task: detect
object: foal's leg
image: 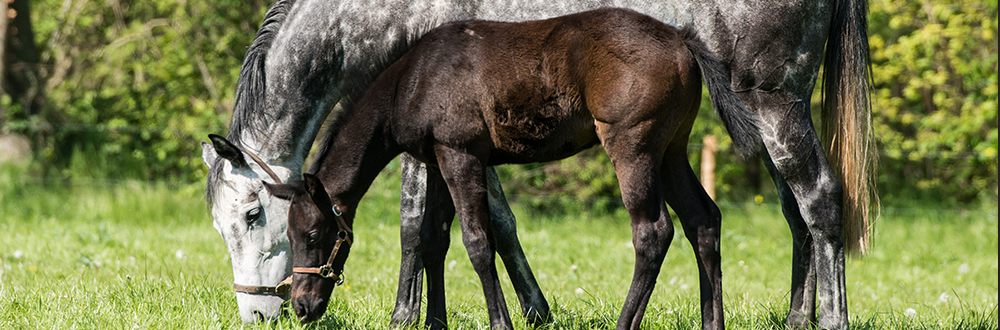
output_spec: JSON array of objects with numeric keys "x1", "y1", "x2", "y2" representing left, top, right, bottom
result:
[
  {"x1": 486, "y1": 168, "x2": 551, "y2": 325},
  {"x1": 419, "y1": 162, "x2": 456, "y2": 329},
  {"x1": 598, "y1": 127, "x2": 673, "y2": 330},
  {"x1": 756, "y1": 97, "x2": 848, "y2": 330},
  {"x1": 659, "y1": 142, "x2": 724, "y2": 330},
  {"x1": 397, "y1": 154, "x2": 546, "y2": 328},
  {"x1": 614, "y1": 154, "x2": 673, "y2": 330},
  {"x1": 435, "y1": 145, "x2": 512, "y2": 330}
]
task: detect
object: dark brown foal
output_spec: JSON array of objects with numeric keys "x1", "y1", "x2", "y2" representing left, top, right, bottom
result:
[{"x1": 268, "y1": 8, "x2": 757, "y2": 330}]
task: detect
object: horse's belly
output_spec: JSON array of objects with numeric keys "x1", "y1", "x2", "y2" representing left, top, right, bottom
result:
[{"x1": 487, "y1": 116, "x2": 598, "y2": 165}]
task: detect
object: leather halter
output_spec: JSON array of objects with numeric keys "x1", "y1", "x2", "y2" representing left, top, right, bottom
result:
[
  {"x1": 234, "y1": 276, "x2": 292, "y2": 296},
  {"x1": 244, "y1": 148, "x2": 283, "y2": 185},
  {"x1": 291, "y1": 204, "x2": 353, "y2": 285},
  {"x1": 232, "y1": 147, "x2": 292, "y2": 296}
]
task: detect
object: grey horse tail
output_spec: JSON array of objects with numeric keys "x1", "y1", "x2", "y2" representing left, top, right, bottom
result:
[
  {"x1": 821, "y1": 0, "x2": 877, "y2": 256},
  {"x1": 681, "y1": 26, "x2": 762, "y2": 159},
  {"x1": 228, "y1": 0, "x2": 298, "y2": 144}
]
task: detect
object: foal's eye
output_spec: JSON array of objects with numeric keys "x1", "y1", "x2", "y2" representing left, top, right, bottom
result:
[
  {"x1": 307, "y1": 231, "x2": 322, "y2": 245},
  {"x1": 245, "y1": 207, "x2": 262, "y2": 225}
]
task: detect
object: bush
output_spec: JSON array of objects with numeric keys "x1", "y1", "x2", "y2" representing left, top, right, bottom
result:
[{"x1": 2, "y1": 0, "x2": 996, "y2": 210}]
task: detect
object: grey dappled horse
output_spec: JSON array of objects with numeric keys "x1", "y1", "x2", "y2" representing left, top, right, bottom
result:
[
  {"x1": 201, "y1": 0, "x2": 875, "y2": 329},
  {"x1": 272, "y1": 9, "x2": 758, "y2": 328}
]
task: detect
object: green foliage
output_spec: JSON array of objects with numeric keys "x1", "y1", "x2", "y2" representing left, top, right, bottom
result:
[
  {"x1": 868, "y1": 0, "x2": 999, "y2": 204},
  {"x1": 1, "y1": 0, "x2": 996, "y2": 209},
  {"x1": 506, "y1": 0, "x2": 999, "y2": 211},
  {"x1": 3, "y1": 0, "x2": 266, "y2": 181}
]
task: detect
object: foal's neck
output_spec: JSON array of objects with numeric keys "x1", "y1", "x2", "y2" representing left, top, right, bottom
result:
[{"x1": 310, "y1": 97, "x2": 399, "y2": 210}]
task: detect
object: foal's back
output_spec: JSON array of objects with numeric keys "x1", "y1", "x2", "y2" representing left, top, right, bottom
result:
[{"x1": 383, "y1": 8, "x2": 702, "y2": 165}]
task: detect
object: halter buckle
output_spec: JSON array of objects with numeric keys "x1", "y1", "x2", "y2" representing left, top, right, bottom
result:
[
  {"x1": 318, "y1": 265, "x2": 337, "y2": 279},
  {"x1": 274, "y1": 280, "x2": 291, "y2": 296}
]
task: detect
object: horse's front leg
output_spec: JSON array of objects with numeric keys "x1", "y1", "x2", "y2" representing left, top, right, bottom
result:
[
  {"x1": 436, "y1": 145, "x2": 512, "y2": 330},
  {"x1": 393, "y1": 153, "x2": 427, "y2": 327},
  {"x1": 396, "y1": 154, "x2": 455, "y2": 329},
  {"x1": 486, "y1": 167, "x2": 550, "y2": 325}
]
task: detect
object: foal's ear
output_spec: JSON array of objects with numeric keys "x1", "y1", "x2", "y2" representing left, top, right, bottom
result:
[
  {"x1": 208, "y1": 134, "x2": 250, "y2": 169},
  {"x1": 302, "y1": 174, "x2": 327, "y2": 200},
  {"x1": 263, "y1": 182, "x2": 297, "y2": 201}
]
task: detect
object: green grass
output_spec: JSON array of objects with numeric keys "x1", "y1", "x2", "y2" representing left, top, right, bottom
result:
[{"x1": 1, "y1": 164, "x2": 997, "y2": 329}]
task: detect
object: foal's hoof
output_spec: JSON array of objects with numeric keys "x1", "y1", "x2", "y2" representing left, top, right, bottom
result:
[{"x1": 524, "y1": 306, "x2": 552, "y2": 327}]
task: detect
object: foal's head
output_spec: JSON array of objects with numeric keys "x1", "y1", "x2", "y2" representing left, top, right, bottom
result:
[{"x1": 264, "y1": 174, "x2": 353, "y2": 323}]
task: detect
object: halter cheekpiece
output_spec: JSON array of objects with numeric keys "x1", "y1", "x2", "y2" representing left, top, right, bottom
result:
[{"x1": 291, "y1": 204, "x2": 353, "y2": 285}]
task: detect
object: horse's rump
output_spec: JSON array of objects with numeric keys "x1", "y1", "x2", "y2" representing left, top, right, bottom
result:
[{"x1": 382, "y1": 8, "x2": 702, "y2": 165}]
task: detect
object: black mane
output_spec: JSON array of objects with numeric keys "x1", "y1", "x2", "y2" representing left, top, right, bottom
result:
[
  {"x1": 226, "y1": 0, "x2": 297, "y2": 147},
  {"x1": 207, "y1": 0, "x2": 296, "y2": 206}
]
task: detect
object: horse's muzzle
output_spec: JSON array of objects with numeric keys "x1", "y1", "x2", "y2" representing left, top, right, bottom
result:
[{"x1": 294, "y1": 294, "x2": 328, "y2": 323}]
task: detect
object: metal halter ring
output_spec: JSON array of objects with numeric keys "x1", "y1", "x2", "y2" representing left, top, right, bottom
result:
[{"x1": 317, "y1": 265, "x2": 337, "y2": 278}]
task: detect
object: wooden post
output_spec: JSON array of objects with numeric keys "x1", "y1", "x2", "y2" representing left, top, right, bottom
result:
[
  {"x1": 701, "y1": 135, "x2": 718, "y2": 201},
  {"x1": 0, "y1": 0, "x2": 8, "y2": 97}
]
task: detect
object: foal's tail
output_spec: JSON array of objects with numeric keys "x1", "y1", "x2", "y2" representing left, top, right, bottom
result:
[
  {"x1": 821, "y1": 0, "x2": 877, "y2": 256},
  {"x1": 681, "y1": 27, "x2": 762, "y2": 158}
]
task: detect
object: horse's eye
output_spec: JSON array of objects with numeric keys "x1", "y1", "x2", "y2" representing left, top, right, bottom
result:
[
  {"x1": 245, "y1": 207, "x2": 262, "y2": 225},
  {"x1": 307, "y1": 231, "x2": 322, "y2": 245}
]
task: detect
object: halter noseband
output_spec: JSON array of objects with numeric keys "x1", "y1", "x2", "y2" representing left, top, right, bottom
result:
[
  {"x1": 234, "y1": 276, "x2": 292, "y2": 296},
  {"x1": 291, "y1": 205, "x2": 354, "y2": 285},
  {"x1": 232, "y1": 147, "x2": 293, "y2": 296}
]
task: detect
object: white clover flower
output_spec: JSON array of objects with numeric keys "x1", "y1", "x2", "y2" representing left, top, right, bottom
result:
[{"x1": 904, "y1": 308, "x2": 917, "y2": 318}]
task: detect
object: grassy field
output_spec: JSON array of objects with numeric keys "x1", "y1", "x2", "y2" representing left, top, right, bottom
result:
[{"x1": 1, "y1": 164, "x2": 997, "y2": 329}]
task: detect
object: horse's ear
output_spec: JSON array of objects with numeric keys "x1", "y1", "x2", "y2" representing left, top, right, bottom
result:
[
  {"x1": 201, "y1": 141, "x2": 218, "y2": 168},
  {"x1": 263, "y1": 182, "x2": 297, "y2": 201},
  {"x1": 302, "y1": 174, "x2": 329, "y2": 203},
  {"x1": 208, "y1": 134, "x2": 250, "y2": 169}
]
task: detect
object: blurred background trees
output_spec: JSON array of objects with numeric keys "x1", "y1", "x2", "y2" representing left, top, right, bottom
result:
[
  {"x1": 1, "y1": 0, "x2": 265, "y2": 181},
  {"x1": 1, "y1": 0, "x2": 996, "y2": 210}
]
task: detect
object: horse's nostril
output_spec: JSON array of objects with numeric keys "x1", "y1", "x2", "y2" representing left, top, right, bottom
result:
[{"x1": 252, "y1": 310, "x2": 267, "y2": 322}]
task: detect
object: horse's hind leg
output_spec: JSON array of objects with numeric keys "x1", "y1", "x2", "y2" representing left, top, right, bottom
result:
[
  {"x1": 599, "y1": 129, "x2": 673, "y2": 329},
  {"x1": 763, "y1": 153, "x2": 817, "y2": 329},
  {"x1": 486, "y1": 167, "x2": 551, "y2": 325},
  {"x1": 659, "y1": 143, "x2": 724, "y2": 330},
  {"x1": 615, "y1": 155, "x2": 673, "y2": 330},
  {"x1": 756, "y1": 97, "x2": 848, "y2": 330}
]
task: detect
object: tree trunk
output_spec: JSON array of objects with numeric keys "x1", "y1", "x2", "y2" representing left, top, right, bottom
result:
[{"x1": 3, "y1": 0, "x2": 41, "y2": 113}]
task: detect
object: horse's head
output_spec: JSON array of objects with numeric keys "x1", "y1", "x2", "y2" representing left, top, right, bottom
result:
[
  {"x1": 264, "y1": 174, "x2": 353, "y2": 323},
  {"x1": 202, "y1": 134, "x2": 296, "y2": 323}
]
